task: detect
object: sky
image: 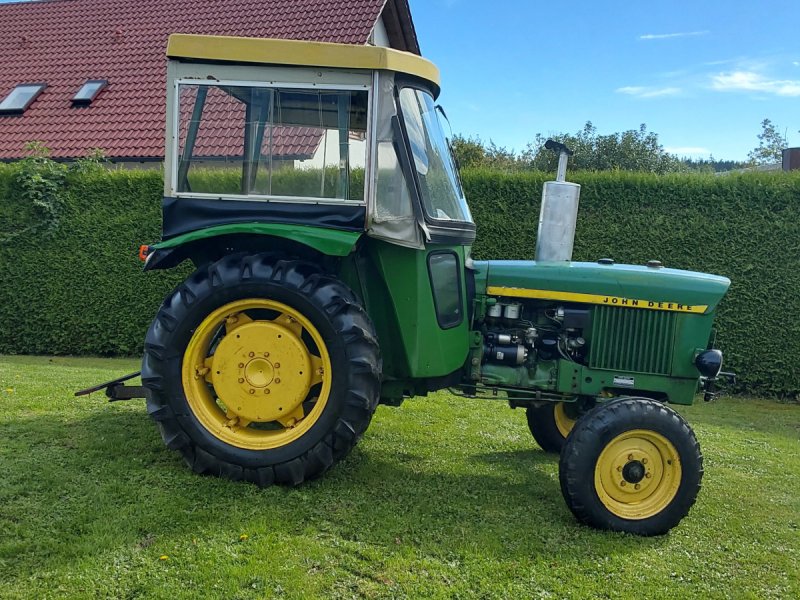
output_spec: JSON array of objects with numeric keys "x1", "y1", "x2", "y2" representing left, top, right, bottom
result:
[{"x1": 410, "y1": 0, "x2": 800, "y2": 160}]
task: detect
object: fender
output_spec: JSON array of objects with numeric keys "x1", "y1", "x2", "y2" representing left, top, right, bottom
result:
[{"x1": 142, "y1": 222, "x2": 362, "y2": 270}]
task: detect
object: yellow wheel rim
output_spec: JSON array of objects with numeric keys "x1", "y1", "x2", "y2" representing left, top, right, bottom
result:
[
  {"x1": 181, "y1": 298, "x2": 332, "y2": 450},
  {"x1": 594, "y1": 429, "x2": 682, "y2": 520},
  {"x1": 554, "y1": 402, "x2": 576, "y2": 438}
]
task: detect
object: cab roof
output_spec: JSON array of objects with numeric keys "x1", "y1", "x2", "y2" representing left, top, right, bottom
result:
[{"x1": 167, "y1": 34, "x2": 440, "y2": 94}]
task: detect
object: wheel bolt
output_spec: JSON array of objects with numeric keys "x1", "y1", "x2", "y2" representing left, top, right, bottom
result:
[
  {"x1": 635, "y1": 484, "x2": 641, "y2": 490},
  {"x1": 646, "y1": 472, "x2": 652, "y2": 479},
  {"x1": 238, "y1": 378, "x2": 244, "y2": 383},
  {"x1": 642, "y1": 458, "x2": 648, "y2": 464},
  {"x1": 249, "y1": 389, "x2": 255, "y2": 394},
  {"x1": 264, "y1": 389, "x2": 270, "y2": 394},
  {"x1": 275, "y1": 378, "x2": 281, "y2": 384},
  {"x1": 238, "y1": 363, "x2": 244, "y2": 368},
  {"x1": 628, "y1": 454, "x2": 634, "y2": 461},
  {"x1": 617, "y1": 466, "x2": 622, "y2": 472},
  {"x1": 264, "y1": 352, "x2": 269, "y2": 357},
  {"x1": 274, "y1": 363, "x2": 281, "y2": 368},
  {"x1": 249, "y1": 352, "x2": 255, "y2": 357}
]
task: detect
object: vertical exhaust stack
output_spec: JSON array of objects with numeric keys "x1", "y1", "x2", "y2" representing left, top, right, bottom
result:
[{"x1": 534, "y1": 140, "x2": 581, "y2": 262}]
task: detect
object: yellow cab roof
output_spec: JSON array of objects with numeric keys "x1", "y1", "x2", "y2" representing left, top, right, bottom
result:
[{"x1": 167, "y1": 34, "x2": 440, "y2": 93}]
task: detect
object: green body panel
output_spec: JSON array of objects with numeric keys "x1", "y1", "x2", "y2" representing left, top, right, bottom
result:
[
  {"x1": 152, "y1": 222, "x2": 362, "y2": 257},
  {"x1": 350, "y1": 239, "x2": 470, "y2": 383},
  {"x1": 555, "y1": 362, "x2": 698, "y2": 406},
  {"x1": 474, "y1": 260, "x2": 730, "y2": 312}
]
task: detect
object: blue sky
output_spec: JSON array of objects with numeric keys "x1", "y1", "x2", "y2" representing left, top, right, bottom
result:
[{"x1": 410, "y1": 0, "x2": 800, "y2": 160}]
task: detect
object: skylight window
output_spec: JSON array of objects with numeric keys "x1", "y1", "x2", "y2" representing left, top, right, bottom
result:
[
  {"x1": 72, "y1": 79, "x2": 107, "y2": 106},
  {"x1": 0, "y1": 83, "x2": 46, "y2": 115}
]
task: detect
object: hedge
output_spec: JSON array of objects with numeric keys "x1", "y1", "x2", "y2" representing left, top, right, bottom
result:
[{"x1": 1, "y1": 163, "x2": 799, "y2": 397}]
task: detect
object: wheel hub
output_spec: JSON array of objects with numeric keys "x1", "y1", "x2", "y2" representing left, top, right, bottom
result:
[
  {"x1": 622, "y1": 460, "x2": 646, "y2": 484},
  {"x1": 211, "y1": 321, "x2": 312, "y2": 423},
  {"x1": 244, "y1": 357, "x2": 274, "y2": 388}
]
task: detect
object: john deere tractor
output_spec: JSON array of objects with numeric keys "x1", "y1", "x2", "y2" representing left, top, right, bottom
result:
[{"x1": 120, "y1": 35, "x2": 731, "y2": 535}]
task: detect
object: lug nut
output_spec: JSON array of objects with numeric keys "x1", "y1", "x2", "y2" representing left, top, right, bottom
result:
[
  {"x1": 642, "y1": 458, "x2": 648, "y2": 464},
  {"x1": 635, "y1": 484, "x2": 641, "y2": 490},
  {"x1": 645, "y1": 472, "x2": 652, "y2": 479},
  {"x1": 620, "y1": 481, "x2": 627, "y2": 487},
  {"x1": 274, "y1": 362, "x2": 280, "y2": 368},
  {"x1": 616, "y1": 466, "x2": 622, "y2": 472},
  {"x1": 628, "y1": 454, "x2": 634, "y2": 461},
  {"x1": 238, "y1": 363, "x2": 244, "y2": 368},
  {"x1": 264, "y1": 352, "x2": 269, "y2": 357},
  {"x1": 249, "y1": 389, "x2": 255, "y2": 395},
  {"x1": 238, "y1": 378, "x2": 244, "y2": 383},
  {"x1": 275, "y1": 378, "x2": 281, "y2": 384},
  {"x1": 249, "y1": 352, "x2": 255, "y2": 357},
  {"x1": 264, "y1": 389, "x2": 270, "y2": 394}
]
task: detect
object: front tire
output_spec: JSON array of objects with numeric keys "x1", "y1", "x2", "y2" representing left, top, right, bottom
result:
[
  {"x1": 559, "y1": 397, "x2": 703, "y2": 536},
  {"x1": 526, "y1": 402, "x2": 578, "y2": 453},
  {"x1": 141, "y1": 254, "x2": 381, "y2": 486}
]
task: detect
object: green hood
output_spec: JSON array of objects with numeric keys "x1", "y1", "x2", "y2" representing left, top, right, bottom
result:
[{"x1": 473, "y1": 260, "x2": 730, "y2": 314}]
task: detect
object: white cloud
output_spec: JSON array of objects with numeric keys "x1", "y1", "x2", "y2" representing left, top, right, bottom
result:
[
  {"x1": 639, "y1": 30, "x2": 709, "y2": 40},
  {"x1": 665, "y1": 146, "x2": 711, "y2": 156},
  {"x1": 710, "y1": 70, "x2": 800, "y2": 96},
  {"x1": 793, "y1": 61, "x2": 800, "y2": 67},
  {"x1": 616, "y1": 86, "x2": 681, "y2": 98}
]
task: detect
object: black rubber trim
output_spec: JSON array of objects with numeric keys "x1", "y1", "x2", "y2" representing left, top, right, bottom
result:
[{"x1": 162, "y1": 196, "x2": 366, "y2": 240}]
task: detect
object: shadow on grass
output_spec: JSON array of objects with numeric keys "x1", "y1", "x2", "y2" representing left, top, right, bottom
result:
[{"x1": 1, "y1": 405, "x2": 666, "y2": 578}]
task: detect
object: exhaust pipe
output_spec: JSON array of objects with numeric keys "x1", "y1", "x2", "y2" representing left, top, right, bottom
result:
[{"x1": 534, "y1": 140, "x2": 581, "y2": 262}]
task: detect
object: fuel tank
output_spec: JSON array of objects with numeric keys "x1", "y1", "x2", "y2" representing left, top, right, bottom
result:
[{"x1": 472, "y1": 260, "x2": 730, "y2": 314}]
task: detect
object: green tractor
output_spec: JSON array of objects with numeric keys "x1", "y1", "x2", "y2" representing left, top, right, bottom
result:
[{"x1": 126, "y1": 35, "x2": 733, "y2": 535}]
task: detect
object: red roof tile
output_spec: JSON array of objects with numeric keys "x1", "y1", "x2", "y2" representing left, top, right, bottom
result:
[{"x1": 0, "y1": 0, "x2": 387, "y2": 159}]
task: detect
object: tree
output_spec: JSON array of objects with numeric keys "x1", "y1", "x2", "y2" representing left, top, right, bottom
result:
[
  {"x1": 450, "y1": 134, "x2": 521, "y2": 171},
  {"x1": 451, "y1": 123, "x2": 686, "y2": 174},
  {"x1": 747, "y1": 118, "x2": 787, "y2": 165},
  {"x1": 526, "y1": 122, "x2": 684, "y2": 174}
]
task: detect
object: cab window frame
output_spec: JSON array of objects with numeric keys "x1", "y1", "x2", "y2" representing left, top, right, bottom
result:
[{"x1": 170, "y1": 78, "x2": 372, "y2": 207}]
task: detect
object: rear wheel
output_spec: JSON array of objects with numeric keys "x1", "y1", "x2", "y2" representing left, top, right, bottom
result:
[
  {"x1": 141, "y1": 254, "x2": 381, "y2": 486},
  {"x1": 526, "y1": 402, "x2": 577, "y2": 453},
  {"x1": 559, "y1": 397, "x2": 703, "y2": 535}
]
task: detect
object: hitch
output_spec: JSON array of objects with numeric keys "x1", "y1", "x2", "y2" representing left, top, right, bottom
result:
[{"x1": 74, "y1": 371, "x2": 147, "y2": 402}]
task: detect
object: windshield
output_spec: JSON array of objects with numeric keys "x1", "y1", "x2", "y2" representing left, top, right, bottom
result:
[{"x1": 398, "y1": 88, "x2": 472, "y2": 223}]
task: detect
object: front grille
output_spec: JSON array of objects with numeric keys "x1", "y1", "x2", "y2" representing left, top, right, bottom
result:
[{"x1": 588, "y1": 306, "x2": 676, "y2": 375}]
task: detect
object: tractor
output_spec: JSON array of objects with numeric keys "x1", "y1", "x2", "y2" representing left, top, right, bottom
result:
[{"x1": 84, "y1": 34, "x2": 732, "y2": 536}]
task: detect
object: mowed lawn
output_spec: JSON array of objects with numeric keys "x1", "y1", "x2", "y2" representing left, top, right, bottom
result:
[{"x1": 0, "y1": 356, "x2": 798, "y2": 599}]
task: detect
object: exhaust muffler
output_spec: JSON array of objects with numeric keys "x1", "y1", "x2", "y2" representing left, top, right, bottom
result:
[{"x1": 534, "y1": 140, "x2": 581, "y2": 262}]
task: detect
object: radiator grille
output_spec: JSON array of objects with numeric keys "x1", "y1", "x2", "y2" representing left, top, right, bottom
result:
[{"x1": 588, "y1": 306, "x2": 676, "y2": 375}]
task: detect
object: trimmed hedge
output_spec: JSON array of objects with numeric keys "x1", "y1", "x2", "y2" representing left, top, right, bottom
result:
[{"x1": 1, "y1": 164, "x2": 798, "y2": 397}]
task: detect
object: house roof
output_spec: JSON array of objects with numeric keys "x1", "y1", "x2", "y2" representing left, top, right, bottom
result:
[{"x1": 0, "y1": 0, "x2": 420, "y2": 160}]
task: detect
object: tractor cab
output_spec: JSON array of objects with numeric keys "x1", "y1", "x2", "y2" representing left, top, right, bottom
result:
[{"x1": 159, "y1": 34, "x2": 474, "y2": 251}]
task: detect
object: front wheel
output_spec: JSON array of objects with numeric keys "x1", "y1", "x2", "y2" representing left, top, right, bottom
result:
[
  {"x1": 559, "y1": 397, "x2": 703, "y2": 536},
  {"x1": 526, "y1": 402, "x2": 578, "y2": 453},
  {"x1": 141, "y1": 254, "x2": 381, "y2": 486}
]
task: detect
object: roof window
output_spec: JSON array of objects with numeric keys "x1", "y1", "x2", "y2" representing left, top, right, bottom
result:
[
  {"x1": 72, "y1": 79, "x2": 107, "y2": 106},
  {"x1": 0, "y1": 83, "x2": 46, "y2": 115}
]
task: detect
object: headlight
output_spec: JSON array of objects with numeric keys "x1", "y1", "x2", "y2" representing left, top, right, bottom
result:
[{"x1": 695, "y1": 349, "x2": 723, "y2": 378}]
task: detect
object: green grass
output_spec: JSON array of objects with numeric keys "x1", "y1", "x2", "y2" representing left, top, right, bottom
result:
[{"x1": 1, "y1": 355, "x2": 798, "y2": 599}]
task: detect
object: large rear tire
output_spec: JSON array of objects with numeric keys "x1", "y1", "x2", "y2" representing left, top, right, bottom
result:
[
  {"x1": 141, "y1": 254, "x2": 381, "y2": 486},
  {"x1": 559, "y1": 397, "x2": 703, "y2": 536}
]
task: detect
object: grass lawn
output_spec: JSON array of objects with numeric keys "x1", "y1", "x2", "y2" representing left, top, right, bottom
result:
[{"x1": 0, "y1": 355, "x2": 798, "y2": 599}]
